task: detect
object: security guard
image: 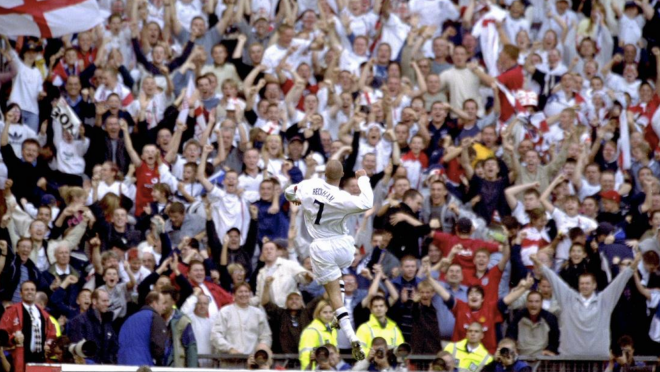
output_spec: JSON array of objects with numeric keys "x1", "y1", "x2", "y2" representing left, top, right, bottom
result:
[
  {"x1": 299, "y1": 301, "x2": 337, "y2": 370},
  {"x1": 356, "y1": 295, "x2": 404, "y2": 350},
  {"x1": 444, "y1": 322, "x2": 492, "y2": 372}
]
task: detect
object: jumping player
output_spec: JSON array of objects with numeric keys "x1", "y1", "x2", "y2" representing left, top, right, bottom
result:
[{"x1": 284, "y1": 160, "x2": 373, "y2": 361}]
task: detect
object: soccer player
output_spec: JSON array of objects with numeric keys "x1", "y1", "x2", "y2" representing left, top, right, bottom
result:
[{"x1": 284, "y1": 160, "x2": 373, "y2": 360}]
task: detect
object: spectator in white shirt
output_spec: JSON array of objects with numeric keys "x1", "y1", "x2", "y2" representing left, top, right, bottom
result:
[
  {"x1": 181, "y1": 289, "x2": 215, "y2": 367},
  {"x1": 211, "y1": 283, "x2": 272, "y2": 355},
  {"x1": 0, "y1": 104, "x2": 37, "y2": 159},
  {"x1": 253, "y1": 241, "x2": 314, "y2": 308},
  {"x1": 6, "y1": 41, "x2": 45, "y2": 133}
]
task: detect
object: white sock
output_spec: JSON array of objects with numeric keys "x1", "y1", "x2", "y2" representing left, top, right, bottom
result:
[
  {"x1": 339, "y1": 279, "x2": 346, "y2": 304},
  {"x1": 336, "y1": 307, "x2": 358, "y2": 343}
]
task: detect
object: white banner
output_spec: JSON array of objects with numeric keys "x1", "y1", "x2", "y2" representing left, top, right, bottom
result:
[{"x1": 51, "y1": 98, "x2": 81, "y2": 138}]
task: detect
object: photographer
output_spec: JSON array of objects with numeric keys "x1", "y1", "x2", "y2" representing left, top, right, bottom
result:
[
  {"x1": 605, "y1": 336, "x2": 648, "y2": 372},
  {"x1": 46, "y1": 336, "x2": 86, "y2": 365},
  {"x1": 247, "y1": 348, "x2": 273, "y2": 370},
  {"x1": 311, "y1": 346, "x2": 334, "y2": 371},
  {"x1": 352, "y1": 337, "x2": 394, "y2": 372},
  {"x1": 483, "y1": 339, "x2": 531, "y2": 372},
  {"x1": 429, "y1": 351, "x2": 456, "y2": 372}
]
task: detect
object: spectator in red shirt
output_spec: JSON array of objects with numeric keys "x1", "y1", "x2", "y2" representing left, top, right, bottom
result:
[
  {"x1": 433, "y1": 217, "x2": 501, "y2": 278},
  {"x1": 470, "y1": 44, "x2": 525, "y2": 123},
  {"x1": 465, "y1": 241, "x2": 510, "y2": 302},
  {"x1": 431, "y1": 273, "x2": 534, "y2": 354},
  {"x1": 121, "y1": 119, "x2": 164, "y2": 216}
]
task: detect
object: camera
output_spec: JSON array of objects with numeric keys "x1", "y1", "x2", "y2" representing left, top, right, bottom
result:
[
  {"x1": 394, "y1": 343, "x2": 411, "y2": 360},
  {"x1": 67, "y1": 339, "x2": 97, "y2": 358},
  {"x1": 254, "y1": 349, "x2": 269, "y2": 366},
  {"x1": 431, "y1": 358, "x2": 449, "y2": 371},
  {"x1": 499, "y1": 347, "x2": 511, "y2": 358},
  {"x1": 314, "y1": 346, "x2": 330, "y2": 364},
  {"x1": 375, "y1": 348, "x2": 385, "y2": 359}
]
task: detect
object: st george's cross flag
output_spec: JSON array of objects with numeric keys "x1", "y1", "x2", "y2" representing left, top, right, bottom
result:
[{"x1": 0, "y1": 0, "x2": 107, "y2": 38}]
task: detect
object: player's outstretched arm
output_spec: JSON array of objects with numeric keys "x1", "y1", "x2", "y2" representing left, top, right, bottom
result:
[
  {"x1": 349, "y1": 170, "x2": 374, "y2": 212},
  {"x1": 284, "y1": 183, "x2": 301, "y2": 204}
]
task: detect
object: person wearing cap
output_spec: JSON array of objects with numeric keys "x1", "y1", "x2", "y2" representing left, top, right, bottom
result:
[
  {"x1": 283, "y1": 135, "x2": 313, "y2": 177},
  {"x1": 598, "y1": 190, "x2": 625, "y2": 226},
  {"x1": 3, "y1": 38, "x2": 44, "y2": 133},
  {"x1": 261, "y1": 287, "x2": 311, "y2": 354}
]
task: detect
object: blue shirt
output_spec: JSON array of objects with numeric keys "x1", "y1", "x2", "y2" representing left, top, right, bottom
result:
[{"x1": 432, "y1": 281, "x2": 468, "y2": 339}]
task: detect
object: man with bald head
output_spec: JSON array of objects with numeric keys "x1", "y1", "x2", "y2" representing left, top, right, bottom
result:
[{"x1": 285, "y1": 160, "x2": 373, "y2": 361}]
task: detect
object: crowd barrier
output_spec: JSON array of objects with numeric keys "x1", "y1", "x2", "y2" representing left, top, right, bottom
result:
[
  {"x1": 25, "y1": 355, "x2": 660, "y2": 372},
  {"x1": 197, "y1": 353, "x2": 660, "y2": 371}
]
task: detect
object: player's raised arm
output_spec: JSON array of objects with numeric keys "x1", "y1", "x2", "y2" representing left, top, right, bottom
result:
[
  {"x1": 349, "y1": 169, "x2": 374, "y2": 212},
  {"x1": 284, "y1": 183, "x2": 302, "y2": 204}
]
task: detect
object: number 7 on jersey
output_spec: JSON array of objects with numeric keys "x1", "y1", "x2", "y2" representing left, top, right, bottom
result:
[{"x1": 313, "y1": 199, "x2": 325, "y2": 225}]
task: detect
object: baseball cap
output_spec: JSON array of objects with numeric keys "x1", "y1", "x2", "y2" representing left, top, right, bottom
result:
[
  {"x1": 596, "y1": 222, "x2": 614, "y2": 237},
  {"x1": 289, "y1": 135, "x2": 304, "y2": 144},
  {"x1": 22, "y1": 41, "x2": 43, "y2": 54},
  {"x1": 600, "y1": 190, "x2": 621, "y2": 204},
  {"x1": 41, "y1": 194, "x2": 57, "y2": 206},
  {"x1": 286, "y1": 290, "x2": 302, "y2": 299}
]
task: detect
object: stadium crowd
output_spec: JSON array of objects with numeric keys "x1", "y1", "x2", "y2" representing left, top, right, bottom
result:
[{"x1": 1, "y1": 0, "x2": 660, "y2": 370}]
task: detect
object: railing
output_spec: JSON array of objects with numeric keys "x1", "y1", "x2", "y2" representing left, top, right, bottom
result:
[{"x1": 198, "y1": 354, "x2": 660, "y2": 371}]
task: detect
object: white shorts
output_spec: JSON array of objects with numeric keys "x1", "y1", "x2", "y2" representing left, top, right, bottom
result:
[{"x1": 309, "y1": 235, "x2": 355, "y2": 285}]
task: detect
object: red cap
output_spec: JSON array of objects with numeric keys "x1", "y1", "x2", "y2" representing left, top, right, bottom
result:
[
  {"x1": 127, "y1": 247, "x2": 139, "y2": 261},
  {"x1": 600, "y1": 190, "x2": 621, "y2": 204}
]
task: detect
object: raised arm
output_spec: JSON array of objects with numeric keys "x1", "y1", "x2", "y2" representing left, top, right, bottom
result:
[
  {"x1": 164, "y1": 121, "x2": 187, "y2": 164},
  {"x1": 197, "y1": 144, "x2": 215, "y2": 191},
  {"x1": 459, "y1": 138, "x2": 475, "y2": 179},
  {"x1": 540, "y1": 174, "x2": 565, "y2": 213},
  {"x1": 633, "y1": 268, "x2": 652, "y2": 300},
  {"x1": 572, "y1": 144, "x2": 588, "y2": 191},
  {"x1": 504, "y1": 182, "x2": 539, "y2": 210},
  {"x1": 497, "y1": 235, "x2": 511, "y2": 271},
  {"x1": 503, "y1": 273, "x2": 534, "y2": 305},
  {"x1": 120, "y1": 119, "x2": 142, "y2": 167},
  {"x1": 426, "y1": 275, "x2": 451, "y2": 301}
]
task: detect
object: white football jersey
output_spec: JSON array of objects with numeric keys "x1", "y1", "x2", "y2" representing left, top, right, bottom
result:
[{"x1": 285, "y1": 176, "x2": 373, "y2": 239}]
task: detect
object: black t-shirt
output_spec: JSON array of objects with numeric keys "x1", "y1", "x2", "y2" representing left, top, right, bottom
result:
[{"x1": 469, "y1": 176, "x2": 510, "y2": 223}]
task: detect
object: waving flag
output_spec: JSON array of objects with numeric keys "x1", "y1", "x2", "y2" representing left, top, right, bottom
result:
[{"x1": 0, "y1": 0, "x2": 107, "y2": 38}]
